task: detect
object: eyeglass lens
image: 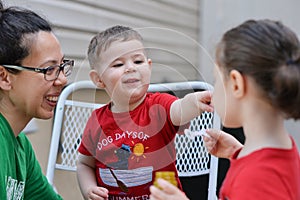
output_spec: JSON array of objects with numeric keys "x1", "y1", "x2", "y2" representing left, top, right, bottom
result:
[{"x1": 45, "y1": 61, "x2": 73, "y2": 81}]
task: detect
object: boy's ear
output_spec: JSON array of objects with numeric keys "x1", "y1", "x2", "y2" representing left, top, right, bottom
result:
[
  {"x1": 0, "y1": 66, "x2": 12, "y2": 90},
  {"x1": 229, "y1": 69, "x2": 245, "y2": 98},
  {"x1": 89, "y1": 70, "x2": 105, "y2": 88},
  {"x1": 147, "y1": 58, "x2": 152, "y2": 68}
]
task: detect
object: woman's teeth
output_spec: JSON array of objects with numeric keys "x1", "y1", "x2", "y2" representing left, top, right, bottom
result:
[{"x1": 46, "y1": 96, "x2": 58, "y2": 102}]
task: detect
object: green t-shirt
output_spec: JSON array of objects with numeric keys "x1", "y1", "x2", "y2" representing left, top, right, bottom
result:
[{"x1": 0, "y1": 114, "x2": 63, "y2": 200}]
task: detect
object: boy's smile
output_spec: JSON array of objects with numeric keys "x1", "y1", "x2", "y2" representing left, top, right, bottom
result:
[{"x1": 93, "y1": 39, "x2": 152, "y2": 111}]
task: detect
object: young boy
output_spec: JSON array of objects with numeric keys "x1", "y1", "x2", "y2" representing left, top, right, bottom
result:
[{"x1": 76, "y1": 25, "x2": 213, "y2": 199}]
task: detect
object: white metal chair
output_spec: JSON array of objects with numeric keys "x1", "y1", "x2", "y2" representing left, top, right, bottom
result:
[{"x1": 46, "y1": 80, "x2": 220, "y2": 199}]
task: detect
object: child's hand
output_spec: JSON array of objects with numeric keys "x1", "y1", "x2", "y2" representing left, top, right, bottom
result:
[
  {"x1": 87, "y1": 186, "x2": 109, "y2": 200},
  {"x1": 170, "y1": 90, "x2": 214, "y2": 126},
  {"x1": 194, "y1": 91, "x2": 214, "y2": 113},
  {"x1": 203, "y1": 129, "x2": 243, "y2": 159},
  {"x1": 149, "y1": 179, "x2": 189, "y2": 200}
]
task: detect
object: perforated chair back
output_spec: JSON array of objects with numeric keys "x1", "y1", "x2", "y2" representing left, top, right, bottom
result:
[
  {"x1": 148, "y1": 82, "x2": 220, "y2": 200},
  {"x1": 46, "y1": 80, "x2": 220, "y2": 199}
]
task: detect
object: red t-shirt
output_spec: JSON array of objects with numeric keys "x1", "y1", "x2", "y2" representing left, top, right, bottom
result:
[
  {"x1": 78, "y1": 93, "x2": 186, "y2": 199},
  {"x1": 220, "y1": 138, "x2": 300, "y2": 200}
]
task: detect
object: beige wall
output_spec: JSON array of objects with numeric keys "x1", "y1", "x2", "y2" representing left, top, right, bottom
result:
[
  {"x1": 9, "y1": 0, "x2": 201, "y2": 84},
  {"x1": 200, "y1": 0, "x2": 300, "y2": 83}
]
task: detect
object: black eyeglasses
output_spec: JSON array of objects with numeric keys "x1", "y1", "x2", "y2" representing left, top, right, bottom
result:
[{"x1": 2, "y1": 59, "x2": 74, "y2": 81}]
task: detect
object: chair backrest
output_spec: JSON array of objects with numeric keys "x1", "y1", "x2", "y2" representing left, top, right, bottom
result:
[{"x1": 46, "y1": 80, "x2": 220, "y2": 199}]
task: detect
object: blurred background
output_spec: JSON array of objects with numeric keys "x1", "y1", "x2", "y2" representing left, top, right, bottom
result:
[{"x1": 7, "y1": 0, "x2": 300, "y2": 199}]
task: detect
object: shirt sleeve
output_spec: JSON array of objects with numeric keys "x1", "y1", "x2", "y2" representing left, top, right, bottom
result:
[
  {"x1": 150, "y1": 93, "x2": 189, "y2": 135},
  {"x1": 78, "y1": 110, "x2": 102, "y2": 156}
]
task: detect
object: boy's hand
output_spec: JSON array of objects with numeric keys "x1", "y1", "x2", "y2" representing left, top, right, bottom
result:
[
  {"x1": 87, "y1": 186, "x2": 109, "y2": 200},
  {"x1": 194, "y1": 90, "x2": 214, "y2": 113},
  {"x1": 170, "y1": 90, "x2": 214, "y2": 126},
  {"x1": 203, "y1": 129, "x2": 243, "y2": 159},
  {"x1": 149, "y1": 179, "x2": 189, "y2": 200}
]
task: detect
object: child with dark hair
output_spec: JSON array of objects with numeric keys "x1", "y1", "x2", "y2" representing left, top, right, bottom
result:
[{"x1": 150, "y1": 19, "x2": 300, "y2": 200}]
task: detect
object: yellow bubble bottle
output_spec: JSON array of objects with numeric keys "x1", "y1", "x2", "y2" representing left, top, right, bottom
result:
[{"x1": 154, "y1": 171, "x2": 178, "y2": 189}]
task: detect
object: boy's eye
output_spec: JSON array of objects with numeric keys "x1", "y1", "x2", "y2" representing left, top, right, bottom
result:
[
  {"x1": 112, "y1": 63, "x2": 123, "y2": 67},
  {"x1": 134, "y1": 60, "x2": 144, "y2": 64}
]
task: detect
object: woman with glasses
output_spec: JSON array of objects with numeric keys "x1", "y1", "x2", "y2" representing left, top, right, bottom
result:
[{"x1": 0, "y1": 1, "x2": 73, "y2": 199}]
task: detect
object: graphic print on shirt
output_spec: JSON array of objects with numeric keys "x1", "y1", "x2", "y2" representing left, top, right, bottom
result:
[
  {"x1": 130, "y1": 140, "x2": 150, "y2": 162},
  {"x1": 100, "y1": 166, "x2": 153, "y2": 188},
  {"x1": 98, "y1": 132, "x2": 153, "y2": 189},
  {"x1": 6, "y1": 176, "x2": 25, "y2": 200}
]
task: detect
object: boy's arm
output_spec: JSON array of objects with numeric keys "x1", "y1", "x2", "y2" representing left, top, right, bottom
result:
[
  {"x1": 170, "y1": 91, "x2": 213, "y2": 126},
  {"x1": 76, "y1": 153, "x2": 108, "y2": 200}
]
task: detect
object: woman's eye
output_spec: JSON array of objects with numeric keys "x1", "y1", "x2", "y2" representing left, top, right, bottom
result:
[{"x1": 46, "y1": 66, "x2": 56, "y2": 74}]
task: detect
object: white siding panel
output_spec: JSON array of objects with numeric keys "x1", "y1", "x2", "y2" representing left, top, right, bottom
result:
[
  {"x1": 73, "y1": 0, "x2": 198, "y2": 29},
  {"x1": 151, "y1": 0, "x2": 199, "y2": 11},
  {"x1": 55, "y1": 30, "x2": 92, "y2": 57},
  {"x1": 8, "y1": 0, "x2": 201, "y2": 83}
]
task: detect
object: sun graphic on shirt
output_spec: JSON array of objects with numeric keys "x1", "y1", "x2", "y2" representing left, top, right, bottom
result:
[{"x1": 131, "y1": 141, "x2": 149, "y2": 162}]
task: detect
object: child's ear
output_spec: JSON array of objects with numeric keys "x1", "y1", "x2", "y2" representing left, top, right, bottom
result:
[
  {"x1": 89, "y1": 70, "x2": 105, "y2": 88},
  {"x1": 147, "y1": 58, "x2": 152, "y2": 67},
  {"x1": 0, "y1": 66, "x2": 12, "y2": 90},
  {"x1": 229, "y1": 69, "x2": 245, "y2": 98}
]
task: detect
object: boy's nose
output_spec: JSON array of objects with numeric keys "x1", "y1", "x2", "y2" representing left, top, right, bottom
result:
[{"x1": 125, "y1": 62, "x2": 136, "y2": 73}]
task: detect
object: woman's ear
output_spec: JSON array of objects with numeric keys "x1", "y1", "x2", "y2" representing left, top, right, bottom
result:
[
  {"x1": 0, "y1": 66, "x2": 12, "y2": 90},
  {"x1": 89, "y1": 70, "x2": 105, "y2": 88},
  {"x1": 229, "y1": 69, "x2": 245, "y2": 98}
]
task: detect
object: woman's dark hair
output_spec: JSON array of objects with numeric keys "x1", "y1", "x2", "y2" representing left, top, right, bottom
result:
[
  {"x1": 216, "y1": 19, "x2": 300, "y2": 119},
  {"x1": 0, "y1": 2, "x2": 52, "y2": 66}
]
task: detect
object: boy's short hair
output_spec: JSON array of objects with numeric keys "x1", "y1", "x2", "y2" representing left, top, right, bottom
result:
[{"x1": 87, "y1": 25, "x2": 144, "y2": 69}]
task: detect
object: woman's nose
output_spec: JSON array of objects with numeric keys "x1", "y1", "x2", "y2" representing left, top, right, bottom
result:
[{"x1": 54, "y1": 70, "x2": 68, "y2": 86}]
